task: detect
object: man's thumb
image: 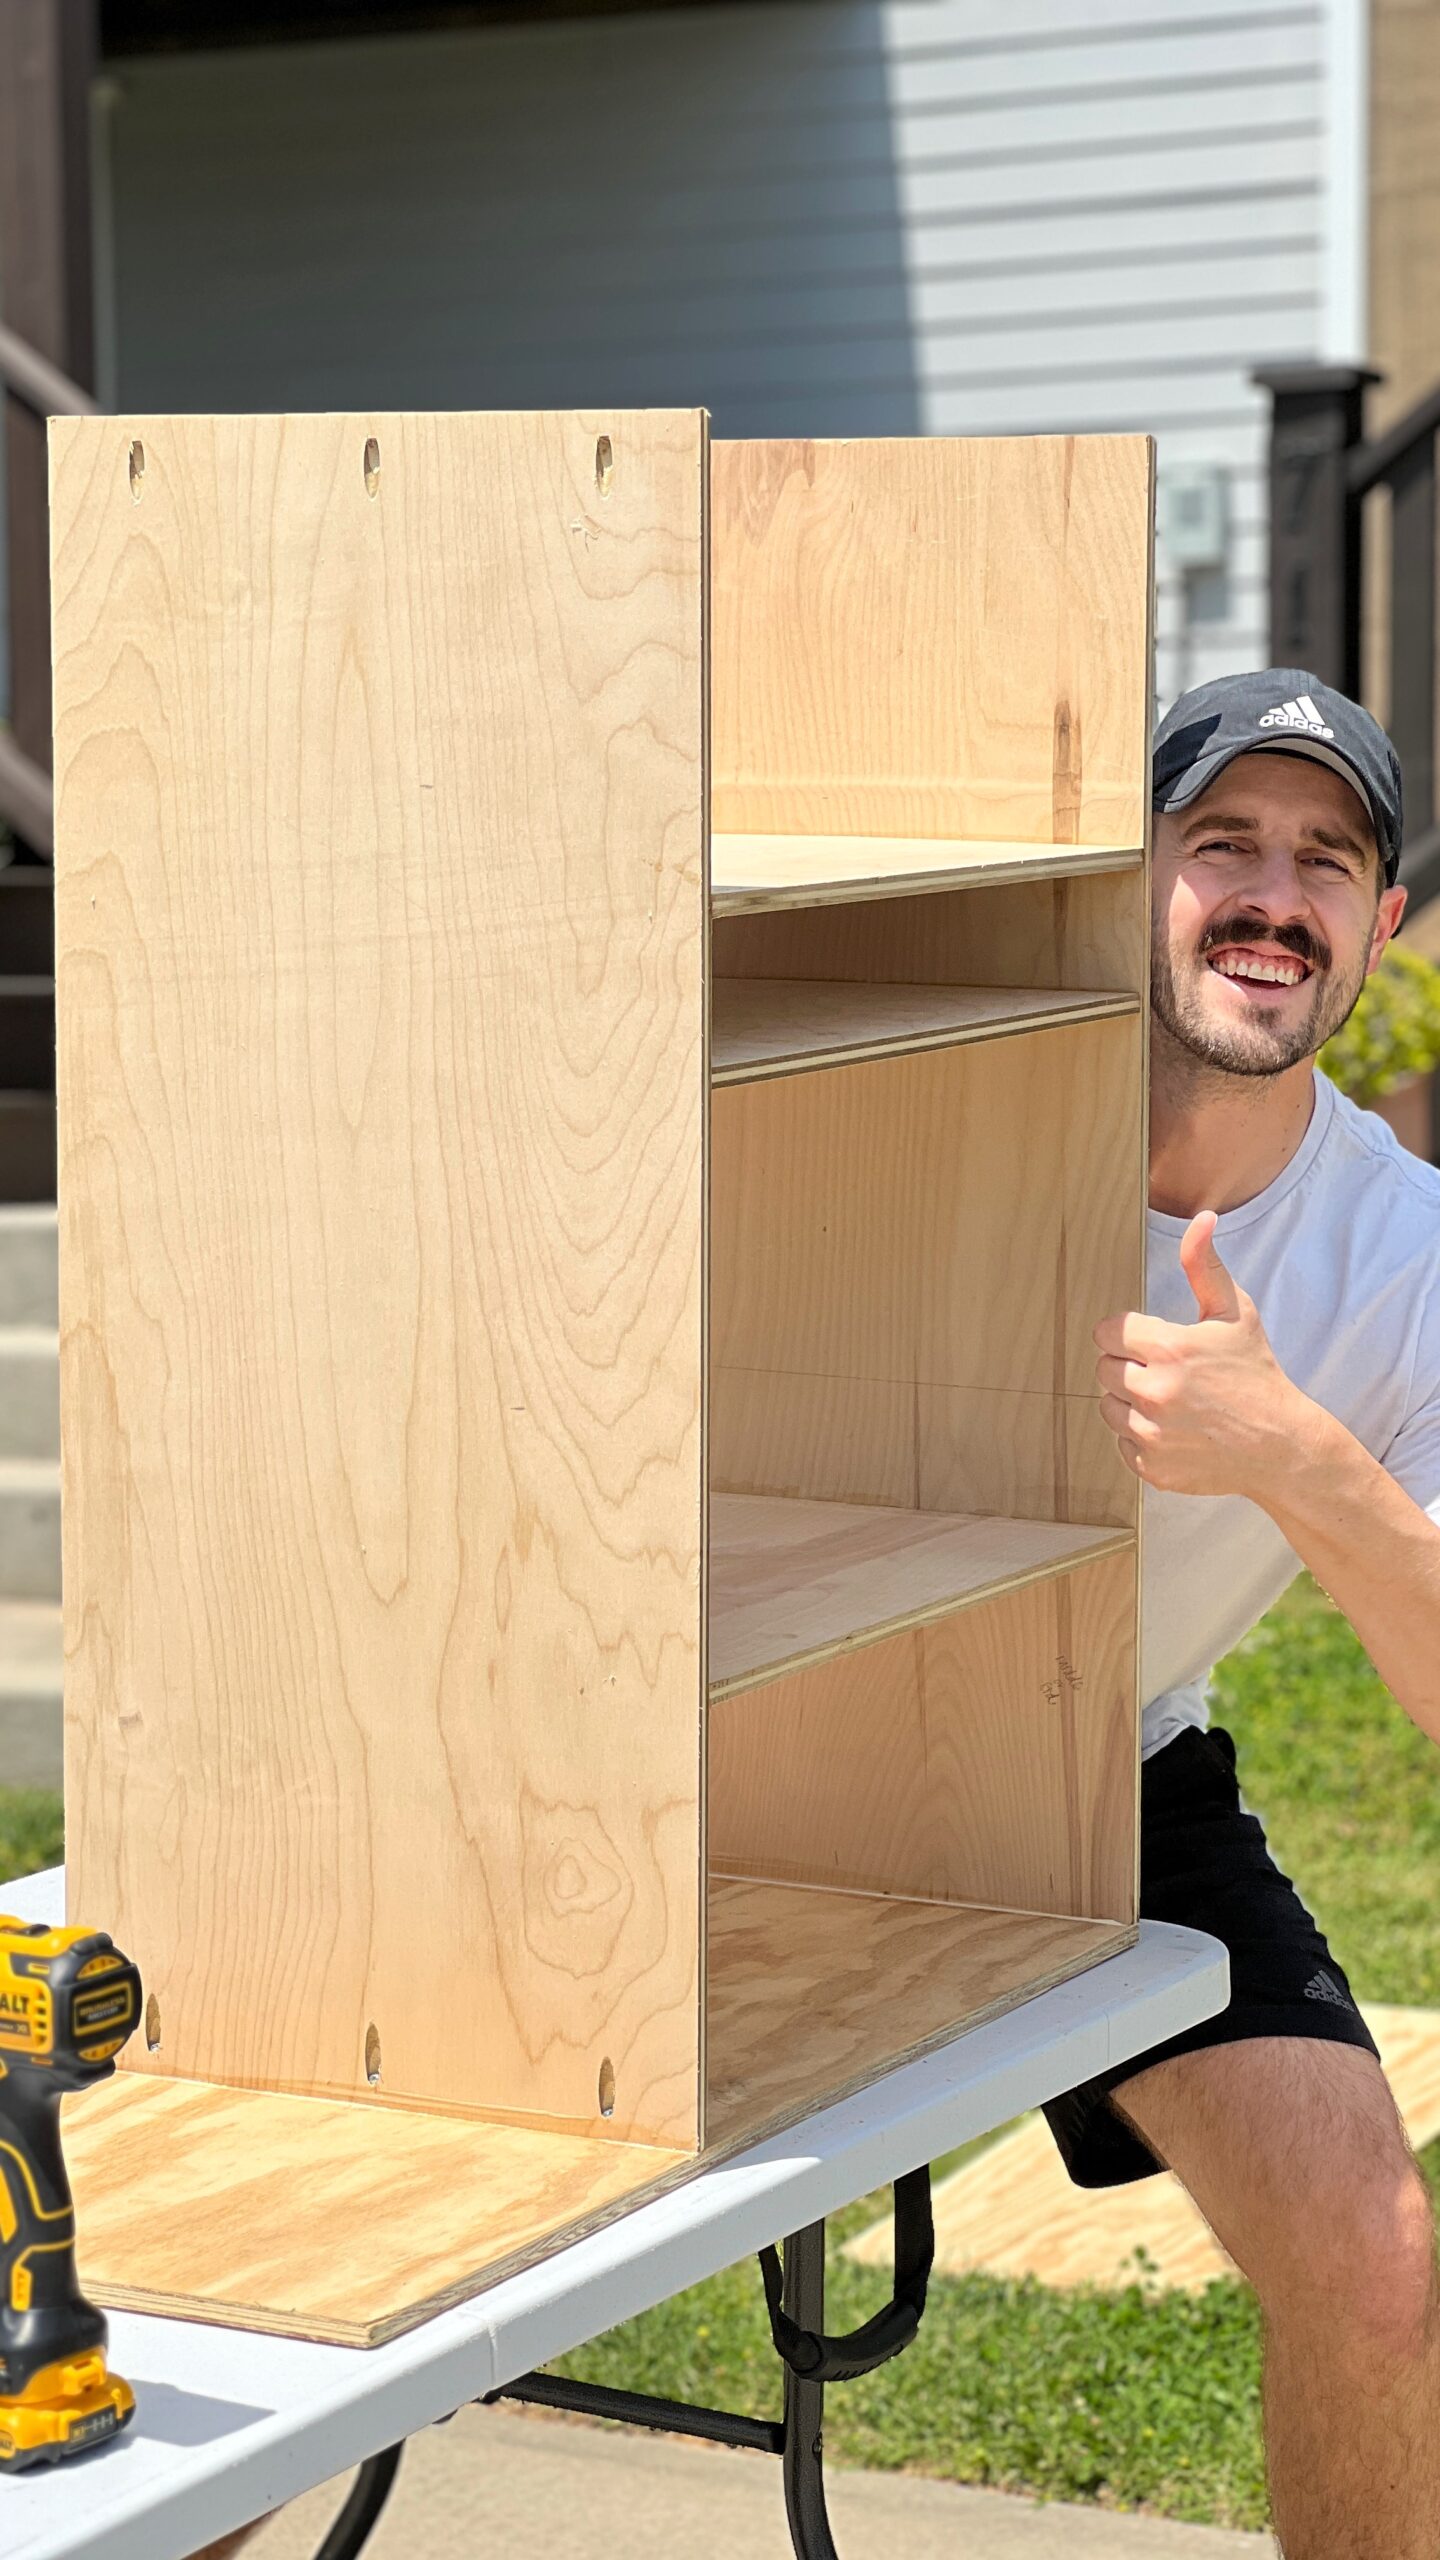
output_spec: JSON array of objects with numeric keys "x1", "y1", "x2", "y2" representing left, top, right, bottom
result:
[{"x1": 1180, "y1": 1211, "x2": 1241, "y2": 1320}]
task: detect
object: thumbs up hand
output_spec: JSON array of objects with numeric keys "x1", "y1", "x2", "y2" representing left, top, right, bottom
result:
[
  {"x1": 1093, "y1": 1213, "x2": 1316, "y2": 1497},
  {"x1": 1177, "y1": 1210, "x2": 1243, "y2": 1322}
]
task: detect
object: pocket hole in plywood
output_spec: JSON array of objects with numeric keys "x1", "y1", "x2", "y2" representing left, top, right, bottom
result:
[
  {"x1": 594, "y1": 435, "x2": 614, "y2": 497},
  {"x1": 128, "y1": 440, "x2": 145, "y2": 501},
  {"x1": 598, "y1": 2056, "x2": 616, "y2": 2118},
  {"x1": 144, "y1": 1994, "x2": 161, "y2": 2051},
  {"x1": 363, "y1": 436, "x2": 381, "y2": 498},
  {"x1": 365, "y1": 2022, "x2": 382, "y2": 2085}
]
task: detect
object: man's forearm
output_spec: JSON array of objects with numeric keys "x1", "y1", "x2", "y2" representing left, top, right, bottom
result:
[
  {"x1": 1093, "y1": 1212, "x2": 1440, "y2": 1742},
  {"x1": 1258, "y1": 1401, "x2": 1440, "y2": 1747}
]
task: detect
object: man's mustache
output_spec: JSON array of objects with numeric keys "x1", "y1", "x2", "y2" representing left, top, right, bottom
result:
[{"x1": 1195, "y1": 915, "x2": 1332, "y2": 973}]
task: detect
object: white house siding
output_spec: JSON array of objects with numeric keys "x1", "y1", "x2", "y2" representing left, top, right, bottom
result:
[{"x1": 97, "y1": 0, "x2": 1348, "y2": 711}]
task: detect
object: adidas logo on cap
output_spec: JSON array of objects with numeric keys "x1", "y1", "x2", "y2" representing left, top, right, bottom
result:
[{"x1": 1258, "y1": 693, "x2": 1335, "y2": 739}]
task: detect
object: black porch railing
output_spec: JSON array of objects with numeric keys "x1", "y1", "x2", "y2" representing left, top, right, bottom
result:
[
  {"x1": 0, "y1": 319, "x2": 94, "y2": 860},
  {"x1": 1256, "y1": 363, "x2": 1440, "y2": 915}
]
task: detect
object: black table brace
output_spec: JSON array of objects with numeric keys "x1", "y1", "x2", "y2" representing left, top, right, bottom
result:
[{"x1": 312, "y1": 2169, "x2": 935, "y2": 2560}]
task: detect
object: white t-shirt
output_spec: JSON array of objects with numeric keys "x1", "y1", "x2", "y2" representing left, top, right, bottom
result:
[{"x1": 1141, "y1": 1069, "x2": 1440, "y2": 1759}]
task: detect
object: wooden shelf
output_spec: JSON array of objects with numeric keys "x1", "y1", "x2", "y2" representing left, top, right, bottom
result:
[
  {"x1": 709, "y1": 1493, "x2": 1132, "y2": 1701},
  {"x1": 712, "y1": 979, "x2": 1139, "y2": 1084},
  {"x1": 711, "y1": 833, "x2": 1144, "y2": 918},
  {"x1": 705, "y1": 1879, "x2": 1134, "y2": 2148}
]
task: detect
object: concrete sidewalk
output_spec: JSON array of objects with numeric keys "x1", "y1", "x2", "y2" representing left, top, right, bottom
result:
[{"x1": 248, "y1": 2405, "x2": 1273, "y2": 2558}]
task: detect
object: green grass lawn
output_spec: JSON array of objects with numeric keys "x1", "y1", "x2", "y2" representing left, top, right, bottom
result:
[
  {"x1": 0, "y1": 1785, "x2": 63, "y2": 1888},
  {"x1": 1215, "y1": 1577, "x2": 1440, "y2": 2009},
  {"x1": 1, "y1": 1579, "x2": 1434, "y2": 2528}
]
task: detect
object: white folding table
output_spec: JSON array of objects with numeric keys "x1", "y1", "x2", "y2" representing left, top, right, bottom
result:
[{"x1": 1, "y1": 1867, "x2": 1226, "y2": 2560}]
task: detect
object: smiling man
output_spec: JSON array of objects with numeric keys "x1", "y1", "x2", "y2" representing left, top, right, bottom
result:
[{"x1": 1043, "y1": 668, "x2": 1440, "y2": 2558}]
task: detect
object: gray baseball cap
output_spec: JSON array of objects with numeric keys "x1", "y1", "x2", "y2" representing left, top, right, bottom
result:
[{"x1": 1152, "y1": 667, "x2": 1403, "y2": 884}]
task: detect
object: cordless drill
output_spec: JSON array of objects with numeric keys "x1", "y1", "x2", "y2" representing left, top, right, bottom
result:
[{"x1": 0, "y1": 1916, "x2": 142, "y2": 2470}]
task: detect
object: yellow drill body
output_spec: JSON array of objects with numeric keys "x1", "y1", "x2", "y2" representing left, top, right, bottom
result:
[{"x1": 0, "y1": 1916, "x2": 141, "y2": 2471}]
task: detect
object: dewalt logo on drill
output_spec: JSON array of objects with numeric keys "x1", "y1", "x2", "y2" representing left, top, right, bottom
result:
[{"x1": 0, "y1": 1988, "x2": 42, "y2": 2051}]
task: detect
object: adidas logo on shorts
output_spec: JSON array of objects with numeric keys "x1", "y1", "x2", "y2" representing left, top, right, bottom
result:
[
  {"x1": 1258, "y1": 694, "x2": 1335, "y2": 739},
  {"x1": 1303, "y1": 1969, "x2": 1351, "y2": 2008}
]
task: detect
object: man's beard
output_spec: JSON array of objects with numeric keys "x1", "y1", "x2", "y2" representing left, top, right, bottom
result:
[{"x1": 1151, "y1": 911, "x2": 1372, "y2": 1077}]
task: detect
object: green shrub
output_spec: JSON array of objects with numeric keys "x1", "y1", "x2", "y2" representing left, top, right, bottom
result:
[{"x1": 1320, "y1": 944, "x2": 1440, "y2": 1105}]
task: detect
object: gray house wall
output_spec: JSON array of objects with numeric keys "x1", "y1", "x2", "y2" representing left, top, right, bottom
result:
[{"x1": 87, "y1": 0, "x2": 1347, "y2": 706}]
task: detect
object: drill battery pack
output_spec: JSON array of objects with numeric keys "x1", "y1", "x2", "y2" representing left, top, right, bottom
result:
[{"x1": 0, "y1": 2352, "x2": 135, "y2": 2471}]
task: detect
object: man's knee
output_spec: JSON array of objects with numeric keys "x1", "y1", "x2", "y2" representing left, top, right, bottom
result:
[
  {"x1": 1284, "y1": 2153, "x2": 1439, "y2": 2362},
  {"x1": 1114, "y1": 2039, "x2": 1439, "y2": 2355},
  {"x1": 1224, "y1": 2125, "x2": 1437, "y2": 2358}
]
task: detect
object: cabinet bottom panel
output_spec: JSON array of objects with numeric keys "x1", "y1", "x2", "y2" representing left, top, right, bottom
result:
[
  {"x1": 705, "y1": 1878, "x2": 1133, "y2": 2150},
  {"x1": 61, "y1": 1886, "x2": 1131, "y2": 2349}
]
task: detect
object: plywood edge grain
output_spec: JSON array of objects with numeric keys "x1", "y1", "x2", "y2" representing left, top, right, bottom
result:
[
  {"x1": 708, "y1": 1870, "x2": 1127, "y2": 1928},
  {"x1": 81, "y1": 2151, "x2": 707, "y2": 2351},
  {"x1": 711, "y1": 980, "x2": 1140, "y2": 1084},
  {"x1": 708, "y1": 1495, "x2": 1135, "y2": 1702},
  {"x1": 711, "y1": 836, "x2": 1144, "y2": 918},
  {"x1": 66, "y1": 2072, "x2": 696, "y2": 2349}
]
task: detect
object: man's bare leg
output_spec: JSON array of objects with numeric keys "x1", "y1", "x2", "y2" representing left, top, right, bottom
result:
[{"x1": 1115, "y1": 2037, "x2": 1440, "y2": 2558}]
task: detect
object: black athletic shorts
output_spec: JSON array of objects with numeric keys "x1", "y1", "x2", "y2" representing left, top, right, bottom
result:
[{"x1": 1043, "y1": 1723, "x2": 1381, "y2": 2189}]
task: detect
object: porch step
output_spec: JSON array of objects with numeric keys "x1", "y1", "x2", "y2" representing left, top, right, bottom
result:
[
  {"x1": 0, "y1": 1458, "x2": 61, "y2": 1600},
  {"x1": 0, "y1": 979, "x2": 54, "y2": 1089},
  {"x1": 0, "y1": 1095, "x2": 56, "y2": 1203},
  {"x1": 0, "y1": 867, "x2": 54, "y2": 975},
  {"x1": 0, "y1": 1207, "x2": 57, "y2": 1325},
  {"x1": 0, "y1": 1327, "x2": 58, "y2": 1459},
  {"x1": 0, "y1": 1600, "x2": 62, "y2": 1790}
]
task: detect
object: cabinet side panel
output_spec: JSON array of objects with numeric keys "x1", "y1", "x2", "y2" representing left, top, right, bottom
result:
[
  {"x1": 50, "y1": 412, "x2": 707, "y2": 2148},
  {"x1": 711, "y1": 435, "x2": 1152, "y2": 847},
  {"x1": 710, "y1": 1552, "x2": 1137, "y2": 1925},
  {"x1": 710, "y1": 1024, "x2": 1141, "y2": 1531}
]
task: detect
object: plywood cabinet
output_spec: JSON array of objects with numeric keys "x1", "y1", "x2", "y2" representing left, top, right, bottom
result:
[{"x1": 50, "y1": 413, "x2": 1152, "y2": 2344}]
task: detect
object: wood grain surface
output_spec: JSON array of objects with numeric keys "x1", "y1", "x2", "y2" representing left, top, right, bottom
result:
[
  {"x1": 711, "y1": 835, "x2": 1142, "y2": 916},
  {"x1": 711, "y1": 1023, "x2": 1142, "y2": 1529},
  {"x1": 708, "y1": 1493, "x2": 1130, "y2": 1700},
  {"x1": 711, "y1": 1376, "x2": 1135, "y2": 1535},
  {"x1": 710, "y1": 1549, "x2": 1138, "y2": 1922},
  {"x1": 705, "y1": 1881, "x2": 1133, "y2": 2148},
  {"x1": 712, "y1": 979, "x2": 1138, "y2": 1084},
  {"x1": 712, "y1": 868, "x2": 1148, "y2": 1000},
  {"x1": 65, "y1": 2071, "x2": 690, "y2": 2347},
  {"x1": 50, "y1": 412, "x2": 709, "y2": 2146},
  {"x1": 711, "y1": 435, "x2": 1153, "y2": 847},
  {"x1": 62, "y1": 1885, "x2": 1131, "y2": 2347}
]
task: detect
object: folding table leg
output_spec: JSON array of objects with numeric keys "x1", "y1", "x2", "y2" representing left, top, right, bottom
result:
[
  {"x1": 778, "y1": 2220, "x2": 841, "y2": 2560},
  {"x1": 473, "y1": 2173, "x2": 933, "y2": 2560},
  {"x1": 309, "y1": 2443, "x2": 404, "y2": 2560}
]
